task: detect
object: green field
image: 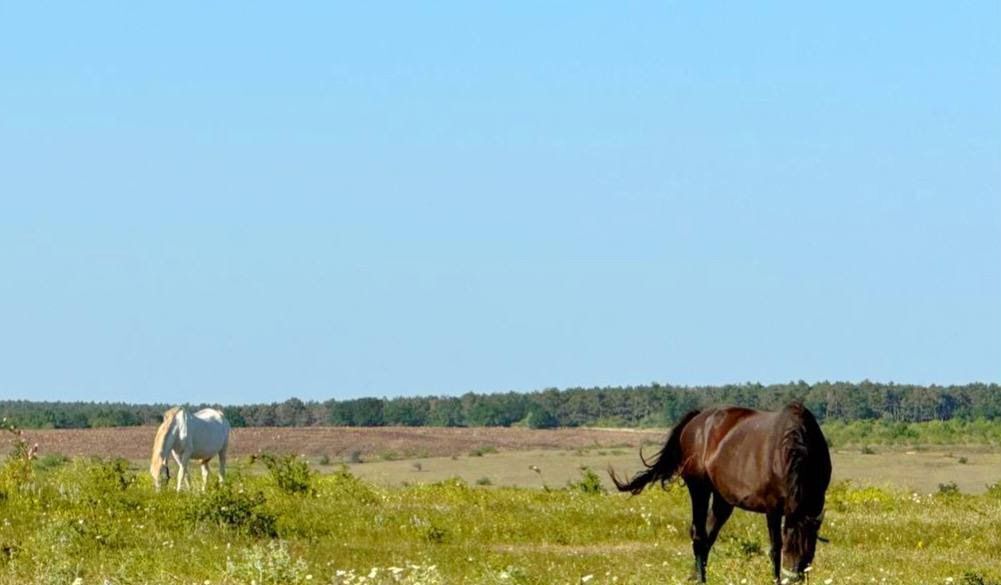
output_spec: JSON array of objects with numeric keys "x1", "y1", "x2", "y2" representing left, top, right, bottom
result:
[{"x1": 1, "y1": 446, "x2": 1000, "y2": 585}]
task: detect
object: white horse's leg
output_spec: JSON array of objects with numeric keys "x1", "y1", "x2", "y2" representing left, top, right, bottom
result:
[
  {"x1": 217, "y1": 441, "x2": 228, "y2": 484},
  {"x1": 177, "y1": 452, "x2": 192, "y2": 492},
  {"x1": 200, "y1": 461, "x2": 210, "y2": 491},
  {"x1": 170, "y1": 450, "x2": 187, "y2": 490}
]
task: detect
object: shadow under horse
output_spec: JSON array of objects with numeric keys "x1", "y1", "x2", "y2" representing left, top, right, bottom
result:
[{"x1": 610, "y1": 402, "x2": 831, "y2": 583}]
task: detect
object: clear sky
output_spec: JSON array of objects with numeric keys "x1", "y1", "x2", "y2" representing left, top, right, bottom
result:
[{"x1": 1, "y1": 2, "x2": 998, "y2": 405}]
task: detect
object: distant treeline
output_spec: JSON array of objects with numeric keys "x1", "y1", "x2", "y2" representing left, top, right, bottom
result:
[{"x1": 2, "y1": 381, "x2": 999, "y2": 430}]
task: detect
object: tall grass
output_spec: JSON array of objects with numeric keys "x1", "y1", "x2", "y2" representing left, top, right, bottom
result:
[{"x1": 0, "y1": 444, "x2": 998, "y2": 584}]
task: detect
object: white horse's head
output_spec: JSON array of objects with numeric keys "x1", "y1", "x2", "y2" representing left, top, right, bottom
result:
[
  {"x1": 150, "y1": 407, "x2": 182, "y2": 491},
  {"x1": 150, "y1": 455, "x2": 170, "y2": 490}
]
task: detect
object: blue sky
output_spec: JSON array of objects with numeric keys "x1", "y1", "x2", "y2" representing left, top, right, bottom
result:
[{"x1": 1, "y1": 2, "x2": 998, "y2": 404}]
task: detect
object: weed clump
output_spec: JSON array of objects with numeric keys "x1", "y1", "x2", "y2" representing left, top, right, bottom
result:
[
  {"x1": 734, "y1": 536, "x2": 763, "y2": 558},
  {"x1": 0, "y1": 418, "x2": 36, "y2": 497},
  {"x1": 410, "y1": 515, "x2": 448, "y2": 544},
  {"x1": 937, "y1": 481, "x2": 960, "y2": 496},
  {"x1": 962, "y1": 571, "x2": 1001, "y2": 585},
  {"x1": 469, "y1": 446, "x2": 498, "y2": 457},
  {"x1": 188, "y1": 484, "x2": 278, "y2": 538},
  {"x1": 252, "y1": 453, "x2": 315, "y2": 495},
  {"x1": 568, "y1": 468, "x2": 606, "y2": 495},
  {"x1": 225, "y1": 540, "x2": 311, "y2": 585}
]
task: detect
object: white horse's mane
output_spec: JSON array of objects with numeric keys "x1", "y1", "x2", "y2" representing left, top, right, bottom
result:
[{"x1": 151, "y1": 407, "x2": 183, "y2": 462}]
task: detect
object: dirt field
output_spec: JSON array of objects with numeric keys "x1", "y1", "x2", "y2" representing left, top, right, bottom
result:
[
  {"x1": 14, "y1": 425, "x2": 664, "y2": 461},
  {"x1": 13, "y1": 426, "x2": 1000, "y2": 494},
  {"x1": 345, "y1": 445, "x2": 1001, "y2": 494}
]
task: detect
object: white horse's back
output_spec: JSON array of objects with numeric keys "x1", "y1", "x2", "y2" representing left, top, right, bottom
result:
[
  {"x1": 187, "y1": 408, "x2": 230, "y2": 460},
  {"x1": 194, "y1": 407, "x2": 226, "y2": 422}
]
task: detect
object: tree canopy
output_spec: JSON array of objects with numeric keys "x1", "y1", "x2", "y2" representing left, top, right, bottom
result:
[{"x1": 2, "y1": 381, "x2": 999, "y2": 429}]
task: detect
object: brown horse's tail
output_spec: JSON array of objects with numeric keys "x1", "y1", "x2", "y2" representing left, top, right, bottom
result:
[{"x1": 609, "y1": 409, "x2": 700, "y2": 495}]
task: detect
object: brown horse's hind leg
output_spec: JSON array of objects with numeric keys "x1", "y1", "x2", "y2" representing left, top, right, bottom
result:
[
  {"x1": 687, "y1": 484, "x2": 711, "y2": 583},
  {"x1": 766, "y1": 511, "x2": 783, "y2": 584},
  {"x1": 705, "y1": 493, "x2": 734, "y2": 558}
]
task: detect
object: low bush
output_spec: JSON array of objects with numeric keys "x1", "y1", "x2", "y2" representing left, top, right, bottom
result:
[
  {"x1": 253, "y1": 453, "x2": 315, "y2": 495},
  {"x1": 187, "y1": 483, "x2": 278, "y2": 537},
  {"x1": 568, "y1": 468, "x2": 605, "y2": 495}
]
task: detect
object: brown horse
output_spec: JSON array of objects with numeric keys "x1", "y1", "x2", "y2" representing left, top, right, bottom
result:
[{"x1": 610, "y1": 402, "x2": 831, "y2": 583}]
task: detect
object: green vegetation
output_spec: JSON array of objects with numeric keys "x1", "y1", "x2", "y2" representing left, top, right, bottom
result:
[
  {"x1": 567, "y1": 468, "x2": 606, "y2": 495},
  {"x1": 469, "y1": 446, "x2": 499, "y2": 457},
  {"x1": 4, "y1": 381, "x2": 1001, "y2": 429},
  {"x1": 0, "y1": 431, "x2": 999, "y2": 584},
  {"x1": 824, "y1": 418, "x2": 1001, "y2": 446},
  {"x1": 251, "y1": 453, "x2": 316, "y2": 495}
]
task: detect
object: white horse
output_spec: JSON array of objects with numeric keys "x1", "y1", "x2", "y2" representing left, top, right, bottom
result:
[{"x1": 150, "y1": 407, "x2": 230, "y2": 491}]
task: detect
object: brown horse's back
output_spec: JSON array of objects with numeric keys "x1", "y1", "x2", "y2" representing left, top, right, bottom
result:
[
  {"x1": 673, "y1": 407, "x2": 757, "y2": 476},
  {"x1": 700, "y1": 406, "x2": 784, "y2": 512}
]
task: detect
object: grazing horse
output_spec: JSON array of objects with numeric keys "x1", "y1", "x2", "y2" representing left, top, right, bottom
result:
[
  {"x1": 150, "y1": 407, "x2": 230, "y2": 491},
  {"x1": 609, "y1": 402, "x2": 831, "y2": 583}
]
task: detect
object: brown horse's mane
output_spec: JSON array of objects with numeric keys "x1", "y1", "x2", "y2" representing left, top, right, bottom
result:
[{"x1": 780, "y1": 401, "x2": 831, "y2": 519}]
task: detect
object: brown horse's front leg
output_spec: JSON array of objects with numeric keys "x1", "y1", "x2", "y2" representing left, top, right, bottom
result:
[{"x1": 766, "y1": 511, "x2": 783, "y2": 583}]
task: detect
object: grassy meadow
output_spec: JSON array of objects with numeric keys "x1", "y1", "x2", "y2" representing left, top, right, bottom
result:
[{"x1": 1, "y1": 442, "x2": 1000, "y2": 585}]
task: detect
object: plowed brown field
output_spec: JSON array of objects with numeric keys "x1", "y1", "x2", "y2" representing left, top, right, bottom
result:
[{"x1": 14, "y1": 426, "x2": 665, "y2": 461}]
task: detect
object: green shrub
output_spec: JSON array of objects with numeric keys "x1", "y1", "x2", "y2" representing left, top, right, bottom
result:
[
  {"x1": 188, "y1": 483, "x2": 278, "y2": 538},
  {"x1": 568, "y1": 468, "x2": 606, "y2": 495},
  {"x1": 85, "y1": 457, "x2": 136, "y2": 493},
  {"x1": 325, "y1": 466, "x2": 380, "y2": 504},
  {"x1": 254, "y1": 453, "x2": 315, "y2": 495}
]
